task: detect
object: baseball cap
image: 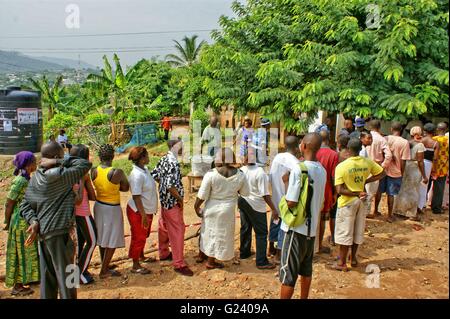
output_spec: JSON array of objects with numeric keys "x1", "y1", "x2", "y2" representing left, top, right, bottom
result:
[
  {"x1": 261, "y1": 118, "x2": 271, "y2": 126},
  {"x1": 354, "y1": 117, "x2": 366, "y2": 128}
]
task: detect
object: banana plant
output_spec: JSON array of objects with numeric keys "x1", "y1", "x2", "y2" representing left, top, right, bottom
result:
[
  {"x1": 86, "y1": 54, "x2": 130, "y2": 144},
  {"x1": 28, "y1": 75, "x2": 64, "y2": 120}
]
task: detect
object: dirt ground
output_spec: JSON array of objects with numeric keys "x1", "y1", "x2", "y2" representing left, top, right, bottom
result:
[{"x1": 0, "y1": 165, "x2": 448, "y2": 299}]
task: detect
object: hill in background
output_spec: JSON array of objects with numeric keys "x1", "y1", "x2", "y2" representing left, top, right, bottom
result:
[{"x1": 0, "y1": 51, "x2": 95, "y2": 73}]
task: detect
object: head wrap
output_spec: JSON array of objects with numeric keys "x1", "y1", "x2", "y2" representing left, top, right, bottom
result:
[
  {"x1": 410, "y1": 126, "x2": 423, "y2": 141},
  {"x1": 13, "y1": 151, "x2": 35, "y2": 180}
]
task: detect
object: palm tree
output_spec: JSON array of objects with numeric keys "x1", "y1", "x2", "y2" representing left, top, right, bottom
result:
[
  {"x1": 165, "y1": 35, "x2": 206, "y2": 67},
  {"x1": 28, "y1": 75, "x2": 64, "y2": 120}
]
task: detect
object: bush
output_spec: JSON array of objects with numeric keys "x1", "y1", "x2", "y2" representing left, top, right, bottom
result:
[
  {"x1": 191, "y1": 107, "x2": 209, "y2": 130},
  {"x1": 44, "y1": 113, "x2": 76, "y2": 138},
  {"x1": 116, "y1": 108, "x2": 160, "y2": 123},
  {"x1": 84, "y1": 113, "x2": 110, "y2": 126}
]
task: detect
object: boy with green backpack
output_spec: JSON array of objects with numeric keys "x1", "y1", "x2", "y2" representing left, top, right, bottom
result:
[{"x1": 278, "y1": 133, "x2": 327, "y2": 299}]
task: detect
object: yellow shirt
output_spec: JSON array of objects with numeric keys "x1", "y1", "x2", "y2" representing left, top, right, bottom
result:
[
  {"x1": 335, "y1": 156, "x2": 383, "y2": 208},
  {"x1": 93, "y1": 166, "x2": 121, "y2": 205}
]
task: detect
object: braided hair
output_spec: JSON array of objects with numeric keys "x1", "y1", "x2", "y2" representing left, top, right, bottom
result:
[{"x1": 98, "y1": 144, "x2": 115, "y2": 162}]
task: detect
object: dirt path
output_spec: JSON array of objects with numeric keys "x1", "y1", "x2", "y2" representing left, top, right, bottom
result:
[{"x1": 0, "y1": 175, "x2": 448, "y2": 299}]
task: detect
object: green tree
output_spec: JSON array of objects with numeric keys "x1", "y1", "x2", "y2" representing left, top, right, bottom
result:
[
  {"x1": 201, "y1": 0, "x2": 449, "y2": 133},
  {"x1": 166, "y1": 35, "x2": 207, "y2": 67}
]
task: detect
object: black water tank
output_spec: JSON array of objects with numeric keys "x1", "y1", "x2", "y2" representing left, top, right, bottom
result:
[{"x1": 0, "y1": 86, "x2": 43, "y2": 155}]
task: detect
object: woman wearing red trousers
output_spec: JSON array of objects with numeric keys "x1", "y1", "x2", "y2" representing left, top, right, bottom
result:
[{"x1": 127, "y1": 147, "x2": 158, "y2": 274}]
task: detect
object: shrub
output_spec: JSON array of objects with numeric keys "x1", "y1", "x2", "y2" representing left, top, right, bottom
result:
[
  {"x1": 191, "y1": 107, "x2": 209, "y2": 130},
  {"x1": 44, "y1": 113, "x2": 76, "y2": 138},
  {"x1": 84, "y1": 113, "x2": 110, "y2": 126},
  {"x1": 116, "y1": 108, "x2": 160, "y2": 123}
]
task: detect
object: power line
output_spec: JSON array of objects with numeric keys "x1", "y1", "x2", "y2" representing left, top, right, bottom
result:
[
  {"x1": 0, "y1": 29, "x2": 214, "y2": 39},
  {"x1": 3, "y1": 49, "x2": 175, "y2": 54},
  {"x1": 1, "y1": 48, "x2": 176, "y2": 54},
  {"x1": 0, "y1": 46, "x2": 174, "y2": 51}
]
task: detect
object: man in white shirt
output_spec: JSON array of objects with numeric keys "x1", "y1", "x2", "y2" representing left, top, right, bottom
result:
[
  {"x1": 238, "y1": 148, "x2": 278, "y2": 269},
  {"x1": 279, "y1": 133, "x2": 326, "y2": 299},
  {"x1": 250, "y1": 118, "x2": 271, "y2": 167},
  {"x1": 201, "y1": 116, "x2": 221, "y2": 157},
  {"x1": 268, "y1": 136, "x2": 300, "y2": 262},
  {"x1": 57, "y1": 129, "x2": 71, "y2": 151}
]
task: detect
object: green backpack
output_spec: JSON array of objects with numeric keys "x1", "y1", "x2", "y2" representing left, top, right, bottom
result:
[{"x1": 278, "y1": 162, "x2": 314, "y2": 236}]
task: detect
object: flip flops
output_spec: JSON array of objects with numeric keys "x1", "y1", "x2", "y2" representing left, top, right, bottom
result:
[
  {"x1": 141, "y1": 257, "x2": 157, "y2": 263},
  {"x1": 328, "y1": 263, "x2": 349, "y2": 272},
  {"x1": 206, "y1": 262, "x2": 225, "y2": 269},
  {"x1": 131, "y1": 267, "x2": 151, "y2": 275},
  {"x1": 100, "y1": 269, "x2": 122, "y2": 279}
]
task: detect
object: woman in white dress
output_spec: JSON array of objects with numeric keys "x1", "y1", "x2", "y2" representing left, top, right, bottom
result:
[
  {"x1": 394, "y1": 127, "x2": 428, "y2": 220},
  {"x1": 194, "y1": 148, "x2": 250, "y2": 269}
]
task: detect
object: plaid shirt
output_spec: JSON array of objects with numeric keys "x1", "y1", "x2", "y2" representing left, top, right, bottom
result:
[
  {"x1": 20, "y1": 157, "x2": 92, "y2": 240},
  {"x1": 151, "y1": 151, "x2": 184, "y2": 210}
]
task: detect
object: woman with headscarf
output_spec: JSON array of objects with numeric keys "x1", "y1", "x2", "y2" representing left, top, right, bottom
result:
[
  {"x1": 194, "y1": 148, "x2": 250, "y2": 269},
  {"x1": 393, "y1": 126, "x2": 428, "y2": 220},
  {"x1": 3, "y1": 151, "x2": 40, "y2": 296}
]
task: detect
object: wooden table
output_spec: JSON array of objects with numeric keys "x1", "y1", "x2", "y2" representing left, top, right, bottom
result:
[{"x1": 187, "y1": 172, "x2": 204, "y2": 195}]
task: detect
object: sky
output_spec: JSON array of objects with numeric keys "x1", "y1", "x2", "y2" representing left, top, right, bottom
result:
[{"x1": 0, "y1": 0, "x2": 237, "y2": 68}]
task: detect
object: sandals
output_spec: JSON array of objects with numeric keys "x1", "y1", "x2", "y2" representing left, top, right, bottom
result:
[
  {"x1": 257, "y1": 263, "x2": 276, "y2": 270},
  {"x1": 349, "y1": 258, "x2": 358, "y2": 267},
  {"x1": 131, "y1": 267, "x2": 151, "y2": 275},
  {"x1": 100, "y1": 269, "x2": 122, "y2": 279},
  {"x1": 196, "y1": 255, "x2": 207, "y2": 264},
  {"x1": 385, "y1": 216, "x2": 396, "y2": 223},
  {"x1": 206, "y1": 262, "x2": 225, "y2": 269},
  {"x1": 141, "y1": 257, "x2": 157, "y2": 263},
  {"x1": 11, "y1": 287, "x2": 34, "y2": 296},
  {"x1": 328, "y1": 263, "x2": 349, "y2": 272}
]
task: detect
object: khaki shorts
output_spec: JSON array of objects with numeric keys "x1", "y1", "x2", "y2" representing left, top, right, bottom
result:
[{"x1": 335, "y1": 198, "x2": 367, "y2": 246}]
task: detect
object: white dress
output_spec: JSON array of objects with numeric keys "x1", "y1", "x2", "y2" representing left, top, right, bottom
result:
[
  {"x1": 394, "y1": 142, "x2": 425, "y2": 218},
  {"x1": 198, "y1": 168, "x2": 250, "y2": 261}
]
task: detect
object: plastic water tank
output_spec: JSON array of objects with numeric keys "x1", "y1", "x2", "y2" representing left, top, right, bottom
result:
[{"x1": 0, "y1": 86, "x2": 43, "y2": 155}]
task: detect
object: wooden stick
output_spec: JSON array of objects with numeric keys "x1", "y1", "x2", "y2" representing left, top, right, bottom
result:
[{"x1": 90, "y1": 228, "x2": 201, "y2": 268}]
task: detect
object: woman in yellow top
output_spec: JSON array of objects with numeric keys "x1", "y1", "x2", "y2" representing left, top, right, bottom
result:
[{"x1": 92, "y1": 144, "x2": 129, "y2": 279}]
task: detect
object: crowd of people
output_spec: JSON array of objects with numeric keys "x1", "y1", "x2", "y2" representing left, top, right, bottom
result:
[{"x1": 2, "y1": 116, "x2": 449, "y2": 299}]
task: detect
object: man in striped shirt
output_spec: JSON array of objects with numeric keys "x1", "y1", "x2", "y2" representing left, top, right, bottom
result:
[{"x1": 20, "y1": 141, "x2": 92, "y2": 299}]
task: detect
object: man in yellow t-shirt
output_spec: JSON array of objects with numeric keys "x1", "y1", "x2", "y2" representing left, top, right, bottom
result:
[{"x1": 331, "y1": 139, "x2": 385, "y2": 272}]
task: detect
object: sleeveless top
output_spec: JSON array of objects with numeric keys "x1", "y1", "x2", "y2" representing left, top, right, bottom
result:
[
  {"x1": 93, "y1": 166, "x2": 121, "y2": 205},
  {"x1": 424, "y1": 141, "x2": 437, "y2": 162},
  {"x1": 74, "y1": 184, "x2": 91, "y2": 217}
]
